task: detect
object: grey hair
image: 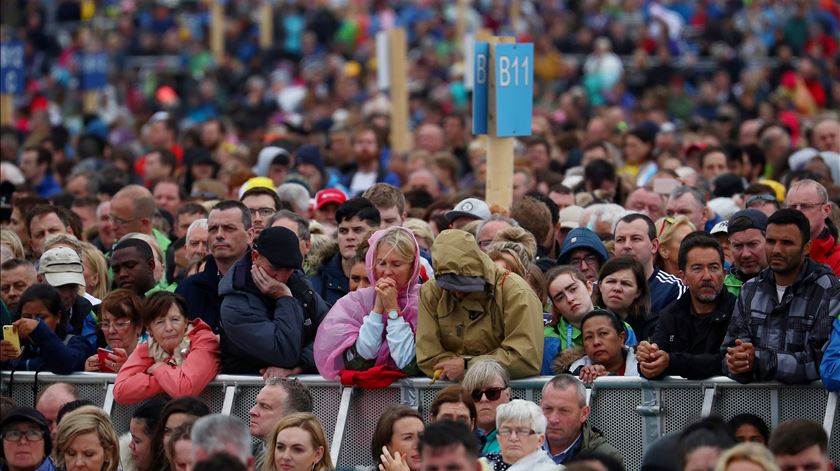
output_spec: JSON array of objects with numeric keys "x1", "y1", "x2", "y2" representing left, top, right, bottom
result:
[
  {"x1": 475, "y1": 214, "x2": 520, "y2": 241},
  {"x1": 186, "y1": 218, "x2": 208, "y2": 243},
  {"x1": 190, "y1": 414, "x2": 252, "y2": 464},
  {"x1": 68, "y1": 170, "x2": 100, "y2": 194},
  {"x1": 96, "y1": 201, "x2": 110, "y2": 219},
  {"x1": 669, "y1": 185, "x2": 707, "y2": 208},
  {"x1": 789, "y1": 178, "x2": 829, "y2": 204},
  {"x1": 277, "y1": 183, "x2": 311, "y2": 214},
  {"x1": 495, "y1": 399, "x2": 547, "y2": 434},
  {"x1": 581, "y1": 203, "x2": 628, "y2": 234},
  {"x1": 462, "y1": 359, "x2": 510, "y2": 391},
  {"x1": 44, "y1": 233, "x2": 83, "y2": 258},
  {"x1": 542, "y1": 374, "x2": 586, "y2": 408},
  {"x1": 266, "y1": 210, "x2": 311, "y2": 241},
  {"x1": 263, "y1": 377, "x2": 313, "y2": 414}
]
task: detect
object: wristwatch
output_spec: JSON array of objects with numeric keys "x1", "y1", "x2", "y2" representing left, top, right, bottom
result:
[{"x1": 387, "y1": 309, "x2": 400, "y2": 320}]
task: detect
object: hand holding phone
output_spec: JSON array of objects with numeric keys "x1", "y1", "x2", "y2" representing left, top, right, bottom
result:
[
  {"x1": 97, "y1": 348, "x2": 115, "y2": 372},
  {"x1": 3, "y1": 325, "x2": 20, "y2": 351}
]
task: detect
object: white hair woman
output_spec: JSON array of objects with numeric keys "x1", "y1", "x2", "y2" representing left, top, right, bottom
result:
[{"x1": 481, "y1": 399, "x2": 556, "y2": 471}]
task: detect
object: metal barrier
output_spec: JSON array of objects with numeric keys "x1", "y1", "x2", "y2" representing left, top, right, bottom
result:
[{"x1": 2, "y1": 372, "x2": 838, "y2": 470}]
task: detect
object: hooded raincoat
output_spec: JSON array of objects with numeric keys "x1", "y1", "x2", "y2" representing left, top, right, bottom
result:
[
  {"x1": 416, "y1": 230, "x2": 544, "y2": 379},
  {"x1": 314, "y1": 227, "x2": 422, "y2": 379}
]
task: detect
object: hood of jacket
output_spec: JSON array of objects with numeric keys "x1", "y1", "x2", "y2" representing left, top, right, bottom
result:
[
  {"x1": 432, "y1": 229, "x2": 499, "y2": 283},
  {"x1": 557, "y1": 227, "x2": 609, "y2": 264}
]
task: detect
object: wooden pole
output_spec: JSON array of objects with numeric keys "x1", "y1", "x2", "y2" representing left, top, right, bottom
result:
[
  {"x1": 456, "y1": 0, "x2": 467, "y2": 51},
  {"x1": 388, "y1": 28, "x2": 411, "y2": 153},
  {"x1": 259, "y1": 2, "x2": 273, "y2": 49},
  {"x1": 210, "y1": 0, "x2": 224, "y2": 61},
  {"x1": 0, "y1": 95, "x2": 12, "y2": 125},
  {"x1": 509, "y1": 0, "x2": 520, "y2": 34},
  {"x1": 485, "y1": 36, "x2": 516, "y2": 210},
  {"x1": 83, "y1": 92, "x2": 98, "y2": 114}
]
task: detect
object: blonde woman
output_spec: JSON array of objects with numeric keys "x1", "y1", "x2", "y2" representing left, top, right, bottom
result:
[
  {"x1": 263, "y1": 413, "x2": 333, "y2": 471},
  {"x1": 54, "y1": 405, "x2": 120, "y2": 471},
  {"x1": 653, "y1": 215, "x2": 695, "y2": 276},
  {"x1": 80, "y1": 242, "x2": 110, "y2": 301},
  {"x1": 402, "y1": 218, "x2": 434, "y2": 253},
  {"x1": 715, "y1": 443, "x2": 780, "y2": 471},
  {"x1": 0, "y1": 228, "x2": 26, "y2": 261}
]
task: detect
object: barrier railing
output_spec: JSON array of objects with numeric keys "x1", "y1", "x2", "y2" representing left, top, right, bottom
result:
[{"x1": 2, "y1": 372, "x2": 837, "y2": 470}]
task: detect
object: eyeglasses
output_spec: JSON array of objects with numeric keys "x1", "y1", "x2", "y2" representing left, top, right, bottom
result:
[
  {"x1": 786, "y1": 202, "x2": 824, "y2": 212},
  {"x1": 248, "y1": 207, "x2": 276, "y2": 218},
  {"x1": 658, "y1": 216, "x2": 676, "y2": 237},
  {"x1": 2, "y1": 429, "x2": 45, "y2": 442},
  {"x1": 109, "y1": 215, "x2": 142, "y2": 226},
  {"x1": 745, "y1": 194, "x2": 777, "y2": 207},
  {"x1": 497, "y1": 427, "x2": 537, "y2": 438},
  {"x1": 471, "y1": 387, "x2": 505, "y2": 402},
  {"x1": 569, "y1": 255, "x2": 599, "y2": 267},
  {"x1": 98, "y1": 320, "x2": 133, "y2": 331}
]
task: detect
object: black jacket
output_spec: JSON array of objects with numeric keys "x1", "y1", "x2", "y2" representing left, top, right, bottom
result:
[
  {"x1": 646, "y1": 288, "x2": 736, "y2": 379},
  {"x1": 218, "y1": 250, "x2": 328, "y2": 374},
  {"x1": 176, "y1": 256, "x2": 223, "y2": 334}
]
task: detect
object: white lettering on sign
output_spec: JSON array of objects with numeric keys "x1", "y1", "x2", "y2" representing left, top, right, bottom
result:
[
  {"x1": 476, "y1": 54, "x2": 486, "y2": 85},
  {"x1": 5, "y1": 72, "x2": 17, "y2": 92},
  {"x1": 0, "y1": 45, "x2": 23, "y2": 69},
  {"x1": 498, "y1": 55, "x2": 529, "y2": 87}
]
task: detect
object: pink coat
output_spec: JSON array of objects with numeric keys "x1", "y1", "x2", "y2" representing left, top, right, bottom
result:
[
  {"x1": 114, "y1": 319, "x2": 220, "y2": 405},
  {"x1": 314, "y1": 227, "x2": 421, "y2": 379}
]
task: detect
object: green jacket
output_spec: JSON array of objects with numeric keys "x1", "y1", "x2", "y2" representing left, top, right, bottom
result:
[{"x1": 580, "y1": 421, "x2": 623, "y2": 465}]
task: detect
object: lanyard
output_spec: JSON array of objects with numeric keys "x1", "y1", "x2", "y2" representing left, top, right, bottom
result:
[{"x1": 567, "y1": 323, "x2": 574, "y2": 350}]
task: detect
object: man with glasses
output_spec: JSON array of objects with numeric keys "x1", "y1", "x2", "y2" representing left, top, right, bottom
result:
[
  {"x1": 241, "y1": 186, "x2": 282, "y2": 237},
  {"x1": 460, "y1": 360, "x2": 511, "y2": 455},
  {"x1": 539, "y1": 374, "x2": 621, "y2": 465},
  {"x1": 0, "y1": 407, "x2": 55, "y2": 471},
  {"x1": 109, "y1": 185, "x2": 171, "y2": 258},
  {"x1": 556, "y1": 228, "x2": 609, "y2": 283},
  {"x1": 177, "y1": 201, "x2": 252, "y2": 334},
  {"x1": 784, "y1": 179, "x2": 840, "y2": 276}
]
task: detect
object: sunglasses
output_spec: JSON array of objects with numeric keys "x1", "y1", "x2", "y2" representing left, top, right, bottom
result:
[{"x1": 471, "y1": 387, "x2": 506, "y2": 402}]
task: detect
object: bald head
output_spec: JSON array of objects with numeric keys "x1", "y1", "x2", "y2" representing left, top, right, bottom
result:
[
  {"x1": 37, "y1": 383, "x2": 79, "y2": 440},
  {"x1": 812, "y1": 119, "x2": 840, "y2": 153},
  {"x1": 110, "y1": 185, "x2": 156, "y2": 238}
]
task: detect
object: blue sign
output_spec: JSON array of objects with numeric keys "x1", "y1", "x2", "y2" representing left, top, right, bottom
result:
[
  {"x1": 0, "y1": 41, "x2": 25, "y2": 95},
  {"x1": 493, "y1": 43, "x2": 533, "y2": 137},
  {"x1": 80, "y1": 52, "x2": 108, "y2": 91},
  {"x1": 471, "y1": 41, "x2": 489, "y2": 135}
]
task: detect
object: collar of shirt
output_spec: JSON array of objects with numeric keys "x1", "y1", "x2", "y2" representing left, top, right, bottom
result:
[{"x1": 542, "y1": 431, "x2": 583, "y2": 464}]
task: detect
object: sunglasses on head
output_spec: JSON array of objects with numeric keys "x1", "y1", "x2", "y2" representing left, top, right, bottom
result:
[{"x1": 471, "y1": 387, "x2": 505, "y2": 402}]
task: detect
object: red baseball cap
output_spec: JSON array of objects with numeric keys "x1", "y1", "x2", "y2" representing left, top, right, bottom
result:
[{"x1": 315, "y1": 188, "x2": 347, "y2": 209}]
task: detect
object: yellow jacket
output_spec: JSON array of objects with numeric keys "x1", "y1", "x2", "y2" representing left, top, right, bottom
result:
[{"x1": 416, "y1": 230, "x2": 544, "y2": 379}]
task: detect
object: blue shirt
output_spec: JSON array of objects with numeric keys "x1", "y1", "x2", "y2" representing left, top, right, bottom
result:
[
  {"x1": 542, "y1": 432, "x2": 583, "y2": 464},
  {"x1": 648, "y1": 268, "x2": 686, "y2": 314}
]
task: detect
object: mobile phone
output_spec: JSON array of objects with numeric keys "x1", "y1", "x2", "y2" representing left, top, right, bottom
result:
[
  {"x1": 653, "y1": 178, "x2": 681, "y2": 195},
  {"x1": 98, "y1": 348, "x2": 115, "y2": 373},
  {"x1": 3, "y1": 325, "x2": 20, "y2": 351}
]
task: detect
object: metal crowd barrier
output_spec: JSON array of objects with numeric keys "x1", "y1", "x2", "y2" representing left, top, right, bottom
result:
[{"x1": 2, "y1": 372, "x2": 837, "y2": 470}]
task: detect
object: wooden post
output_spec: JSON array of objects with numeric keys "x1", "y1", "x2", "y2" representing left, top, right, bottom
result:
[
  {"x1": 210, "y1": 0, "x2": 225, "y2": 61},
  {"x1": 485, "y1": 36, "x2": 516, "y2": 210},
  {"x1": 83, "y1": 92, "x2": 98, "y2": 114},
  {"x1": 455, "y1": 0, "x2": 467, "y2": 51},
  {"x1": 0, "y1": 95, "x2": 12, "y2": 125},
  {"x1": 388, "y1": 28, "x2": 411, "y2": 153},
  {"x1": 509, "y1": 0, "x2": 520, "y2": 34},
  {"x1": 259, "y1": 2, "x2": 273, "y2": 49}
]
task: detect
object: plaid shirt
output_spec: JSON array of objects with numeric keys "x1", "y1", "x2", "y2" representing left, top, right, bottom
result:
[{"x1": 721, "y1": 258, "x2": 840, "y2": 384}]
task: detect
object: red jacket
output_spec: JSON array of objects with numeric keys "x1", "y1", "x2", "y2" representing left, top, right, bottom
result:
[
  {"x1": 114, "y1": 319, "x2": 220, "y2": 405},
  {"x1": 812, "y1": 231, "x2": 840, "y2": 278}
]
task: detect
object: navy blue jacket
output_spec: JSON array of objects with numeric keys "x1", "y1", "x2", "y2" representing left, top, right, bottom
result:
[
  {"x1": 176, "y1": 256, "x2": 223, "y2": 334},
  {"x1": 219, "y1": 251, "x2": 328, "y2": 374},
  {"x1": 309, "y1": 252, "x2": 349, "y2": 307},
  {"x1": 1, "y1": 320, "x2": 94, "y2": 374}
]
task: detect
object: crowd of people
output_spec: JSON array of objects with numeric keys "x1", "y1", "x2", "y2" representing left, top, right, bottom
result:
[{"x1": 2, "y1": 0, "x2": 840, "y2": 469}]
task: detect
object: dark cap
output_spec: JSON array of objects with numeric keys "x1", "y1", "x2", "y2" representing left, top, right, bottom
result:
[
  {"x1": 0, "y1": 407, "x2": 52, "y2": 457},
  {"x1": 713, "y1": 173, "x2": 745, "y2": 198},
  {"x1": 728, "y1": 209, "x2": 768, "y2": 234},
  {"x1": 253, "y1": 226, "x2": 302, "y2": 269}
]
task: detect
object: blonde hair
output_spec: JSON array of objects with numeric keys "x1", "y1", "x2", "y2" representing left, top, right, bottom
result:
[
  {"x1": 487, "y1": 226, "x2": 537, "y2": 267},
  {"x1": 715, "y1": 443, "x2": 780, "y2": 471},
  {"x1": 80, "y1": 242, "x2": 110, "y2": 300},
  {"x1": 44, "y1": 233, "x2": 83, "y2": 257},
  {"x1": 54, "y1": 405, "x2": 120, "y2": 471},
  {"x1": 0, "y1": 229, "x2": 25, "y2": 259},
  {"x1": 403, "y1": 218, "x2": 434, "y2": 251},
  {"x1": 373, "y1": 227, "x2": 416, "y2": 270},
  {"x1": 654, "y1": 215, "x2": 695, "y2": 269},
  {"x1": 262, "y1": 412, "x2": 333, "y2": 471}
]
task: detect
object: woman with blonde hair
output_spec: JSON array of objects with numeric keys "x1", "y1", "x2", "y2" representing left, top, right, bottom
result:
[
  {"x1": 0, "y1": 228, "x2": 25, "y2": 261},
  {"x1": 54, "y1": 405, "x2": 121, "y2": 471},
  {"x1": 402, "y1": 218, "x2": 434, "y2": 253},
  {"x1": 315, "y1": 226, "x2": 422, "y2": 379},
  {"x1": 714, "y1": 443, "x2": 780, "y2": 471},
  {"x1": 263, "y1": 412, "x2": 333, "y2": 471},
  {"x1": 80, "y1": 241, "x2": 110, "y2": 301},
  {"x1": 654, "y1": 215, "x2": 695, "y2": 276}
]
